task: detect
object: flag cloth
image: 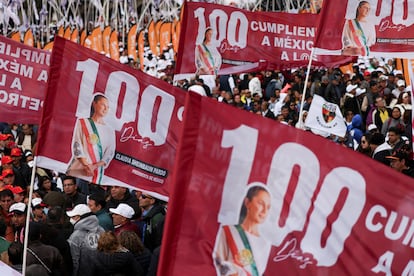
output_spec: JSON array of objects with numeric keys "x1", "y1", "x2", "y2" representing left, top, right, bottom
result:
[
  {"x1": 36, "y1": 37, "x2": 185, "y2": 200},
  {"x1": 159, "y1": 91, "x2": 414, "y2": 275},
  {"x1": 314, "y1": 0, "x2": 414, "y2": 58},
  {"x1": 0, "y1": 35, "x2": 50, "y2": 124},
  {"x1": 174, "y1": 2, "x2": 353, "y2": 78},
  {"x1": 305, "y1": 95, "x2": 347, "y2": 138}
]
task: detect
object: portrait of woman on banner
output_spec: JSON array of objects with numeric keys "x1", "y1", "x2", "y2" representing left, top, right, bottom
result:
[
  {"x1": 67, "y1": 93, "x2": 116, "y2": 184},
  {"x1": 341, "y1": 1, "x2": 376, "y2": 56},
  {"x1": 195, "y1": 27, "x2": 222, "y2": 75},
  {"x1": 213, "y1": 184, "x2": 272, "y2": 276}
]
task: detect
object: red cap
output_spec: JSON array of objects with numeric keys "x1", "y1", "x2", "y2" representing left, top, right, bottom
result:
[
  {"x1": 11, "y1": 186, "x2": 24, "y2": 194},
  {"x1": 0, "y1": 134, "x2": 7, "y2": 141},
  {"x1": 363, "y1": 71, "x2": 371, "y2": 76},
  {"x1": 10, "y1": 148, "x2": 22, "y2": 157},
  {"x1": 2, "y1": 169, "x2": 14, "y2": 177},
  {"x1": 1, "y1": 155, "x2": 13, "y2": 165}
]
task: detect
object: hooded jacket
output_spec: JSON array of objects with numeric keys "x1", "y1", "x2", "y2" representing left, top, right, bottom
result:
[{"x1": 67, "y1": 213, "x2": 104, "y2": 276}]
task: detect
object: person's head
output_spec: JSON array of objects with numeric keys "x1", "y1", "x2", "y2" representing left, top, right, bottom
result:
[
  {"x1": 8, "y1": 242, "x2": 23, "y2": 265},
  {"x1": 98, "y1": 231, "x2": 120, "y2": 253},
  {"x1": 66, "y1": 204, "x2": 91, "y2": 225},
  {"x1": 0, "y1": 189, "x2": 13, "y2": 211},
  {"x1": 203, "y1": 27, "x2": 213, "y2": 43},
  {"x1": 10, "y1": 147, "x2": 22, "y2": 166},
  {"x1": 386, "y1": 146, "x2": 412, "y2": 172},
  {"x1": 90, "y1": 94, "x2": 109, "y2": 118},
  {"x1": 9, "y1": 202, "x2": 27, "y2": 228},
  {"x1": 47, "y1": 206, "x2": 64, "y2": 224},
  {"x1": 1, "y1": 155, "x2": 13, "y2": 170},
  {"x1": 138, "y1": 193, "x2": 157, "y2": 211},
  {"x1": 360, "y1": 133, "x2": 371, "y2": 150},
  {"x1": 2, "y1": 169, "x2": 15, "y2": 185},
  {"x1": 281, "y1": 106, "x2": 289, "y2": 117},
  {"x1": 239, "y1": 185, "x2": 271, "y2": 225},
  {"x1": 356, "y1": 1, "x2": 370, "y2": 19},
  {"x1": 369, "y1": 132, "x2": 386, "y2": 151},
  {"x1": 39, "y1": 176, "x2": 52, "y2": 191},
  {"x1": 63, "y1": 176, "x2": 77, "y2": 196},
  {"x1": 391, "y1": 106, "x2": 402, "y2": 119},
  {"x1": 109, "y1": 186, "x2": 127, "y2": 200},
  {"x1": 375, "y1": 96, "x2": 386, "y2": 109},
  {"x1": 397, "y1": 79, "x2": 406, "y2": 92},
  {"x1": 118, "y1": 230, "x2": 145, "y2": 255},
  {"x1": 12, "y1": 186, "x2": 25, "y2": 203},
  {"x1": 387, "y1": 127, "x2": 401, "y2": 144},
  {"x1": 88, "y1": 193, "x2": 106, "y2": 213},
  {"x1": 21, "y1": 124, "x2": 33, "y2": 136},
  {"x1": 31, "y1": 198, "x2": 46, "y2": 218},
  {"x1": 110, "y1": 203, "x2": 135, "y2": 227}
]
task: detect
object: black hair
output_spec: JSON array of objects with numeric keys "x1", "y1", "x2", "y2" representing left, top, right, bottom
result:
[
  {"x1": 0, "y1": 189, "x2": 13, "y2": 200},
  {"x1": 62, "y1": 175, "x2": 77, "y2": 184},
  {"x1": 239, "y1": 185, "x2": 269, "y2": 224},
  {"x1": 8, "y1": 242, "x2": 23, "y2": 265},
  {"x1": 88, "y1": 193, "x2": 106, "y2": 209}
]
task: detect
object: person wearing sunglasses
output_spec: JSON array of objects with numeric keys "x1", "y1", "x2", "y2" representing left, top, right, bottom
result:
[{"x1": 139, "y1": 194, "x2": 166, "y2": 252}]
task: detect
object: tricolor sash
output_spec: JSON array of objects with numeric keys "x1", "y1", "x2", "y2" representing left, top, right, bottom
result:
[
  {"x1": 347, "y1": 19, "x2": 369, "y2": 56},
  {"x1": 223, "y1": 225, "x2": 259, "y2": 276},
  {"x1": 79, "y1": 118, "x2": 104, "y2": 184}
]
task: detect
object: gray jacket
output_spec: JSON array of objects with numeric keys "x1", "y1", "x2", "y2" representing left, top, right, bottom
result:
[{"x1": 67, "y1": 213, "x2": 104, "y2": 276}]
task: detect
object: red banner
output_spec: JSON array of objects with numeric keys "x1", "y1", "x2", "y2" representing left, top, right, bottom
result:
[
  {"x1": 160, "y1": 92, "x2": 414, "y2": 275},
  {"x1": 36, "y1": 37, "x2": 186, "y2": 200},
  {"x1": 314, "y1": 0, "x2": 414, "y2": 58},
  {"x1": 0, "y1": 35, "x2": 50, "y2": 124},
  {"x1": 175, "y1": 2, "x2": 353, "y2": 77}
]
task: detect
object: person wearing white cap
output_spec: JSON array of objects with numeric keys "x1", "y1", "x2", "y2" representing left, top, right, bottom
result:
[
  {"x1": 66, "y1": 204, "x2": 104, "y2": 276},
  {"x1": 343, "y1": 84, "x2": 362, "y2": 116},
  {"x1": 9, "y1": 202, "x2": 27, "y2": 243},
  {"x1": 31, "y1": 197, "x2": 47, "y2": 223},
  {"x1": 392, "y1": 79, "x2": 406, "y2": 99},
  {"x1": 109, "y1": 203, "x2": 140, "y2": 237}
]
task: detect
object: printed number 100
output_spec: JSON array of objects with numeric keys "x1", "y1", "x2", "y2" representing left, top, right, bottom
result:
[{"x1": 220, "y1": 125, "x2": 366, "y2": 266}]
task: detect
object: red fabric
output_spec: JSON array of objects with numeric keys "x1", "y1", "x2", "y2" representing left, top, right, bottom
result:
[
  {"x1": 36, "y1": 37, "x2": 185, "y2": 199},
  {"x1": 314, "y1": 0, "x2": 414, "y2": 57},
  {"x1": 0, "y1": 35, "x2": 50, "y2": 124},
  {"x1": 175, "y1": 2, "x2": 354, "y2": 76},
  {"x1": 160, "y1": 92, "x2": 414, "y2": 275}
]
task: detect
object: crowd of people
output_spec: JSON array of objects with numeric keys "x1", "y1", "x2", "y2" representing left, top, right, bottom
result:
[
  {"x1": 0, "y1": 125, "x2": 166, "y2": 275},
  {"x1": 0, "y1": 53, "x2": 413, "y2": 275},
  {"x1": 165, "y1": 56, "x2": 413, "y2": 178}
]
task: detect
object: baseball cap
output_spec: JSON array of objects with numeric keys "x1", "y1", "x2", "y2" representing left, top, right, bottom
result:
[
  {"x1": 9, "y1": 202, "x2": 27, "y2": 215},
  {"x1": 1, "y1": 155, "x2": 13, "y2": 165},
  {"x1": 397, "y1": 79, "x2": 406, "y2": 87},
  {"x1": 10, "y1": 148, "x2": 22, "y2": 157},
  {"x1": 356, "y1": 88, "x2": 366, "y2": 97},
  {"x1": 346, "y1": 84, "x2": 358, "y2": 93},
  {"x1": 386, "y1": 150, "x2": 409, "y2": 162},
  {"x1": 2, "y1": 169, "x2": 14, "y2": 177},
  {"x1": 32, "y1": 198, "x2": 47, "y2": 208},
  {"x1": 367, "y1": 124, "x2": 378, "y2": 132},
  {"x1": 66, "y1": 204, "x2": 91, "y2": 217},
  {"x1": 109, "y1": 203, "x2": 135, "y2": 219},
  {"x1": 11, "y1": 186, "x2": 25, "y2": 194}
]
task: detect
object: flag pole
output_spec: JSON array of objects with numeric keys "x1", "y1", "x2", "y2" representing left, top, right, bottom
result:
[
  {"x1": 22, "y1": 156, "x2": 38, "y2": 276},
  {"x1": 298, "y1": 47, "x2": 315, "y2": 126}
]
